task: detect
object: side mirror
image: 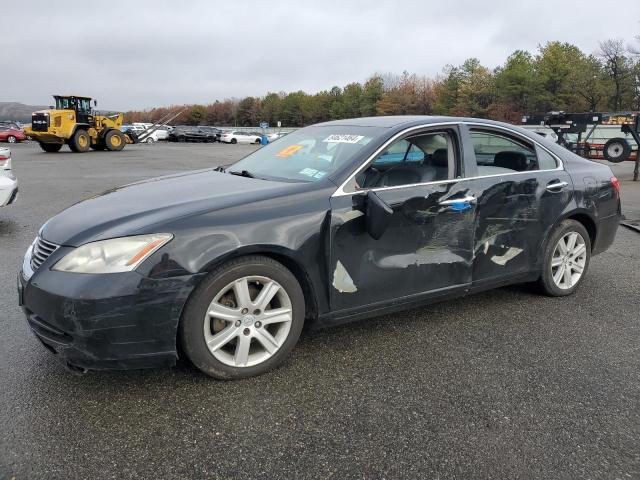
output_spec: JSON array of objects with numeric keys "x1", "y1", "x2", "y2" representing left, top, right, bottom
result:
[
  {"x1": 365, "y1": 191, "x2": 393, "y2": 240},
  {"x1": 93, "y1": 100, "x2": 97, "y2": 107}
]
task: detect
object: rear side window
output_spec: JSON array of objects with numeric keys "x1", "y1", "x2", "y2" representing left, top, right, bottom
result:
[
  {"x1": 470, "y1": 130, "x2": 538, "y2": 174},
  {"x1": 536, "y1": 147, "x2": 558, "y2": 170}
]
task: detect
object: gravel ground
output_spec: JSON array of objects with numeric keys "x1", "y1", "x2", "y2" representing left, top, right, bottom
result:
[{"x1": 1, "y1": 142, "x2": 639, "y2": 479}]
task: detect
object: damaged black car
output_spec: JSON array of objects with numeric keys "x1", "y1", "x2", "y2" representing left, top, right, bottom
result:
[{"x1": 18, "y1": 116, "x2": 621, "y2": 379}]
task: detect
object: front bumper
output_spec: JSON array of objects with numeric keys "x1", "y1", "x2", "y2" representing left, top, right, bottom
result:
[{"x1": 18, "y1": 263, "x2": 202, "y2": 371}]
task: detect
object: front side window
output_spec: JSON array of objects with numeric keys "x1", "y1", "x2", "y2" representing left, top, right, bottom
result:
[
  {"x1": 354, "y1": 132, "x2": 452, "y2": 189},
  {"x1": 230, "y1": 126, "x2": 385, "y2": 183},
  {"x1": 470, "y1": 130, "x2": 538, "y2": 174}
]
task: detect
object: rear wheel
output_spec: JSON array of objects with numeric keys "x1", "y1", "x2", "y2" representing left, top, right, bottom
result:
[
  {"x1": 230, "y1": 138, "x2": 237, "y2": 144},
  {"x1": 603, "y1": 138, "x2": 631, "y2": 163},
  {"x1": 39, "y1": 142, "x2": 63, "y2": 153},
  {"x1": 538, "y1": 220, "x2": 591, "y2": 296},
  {"x1": 70, "y1": 129, "x2": 91, "y2": 152},
  {"x1": 7, "y1": 135, "x2": 17, "y2": 144},
  {"x1": 254, "y1": 138, "x2": 261, "y2": 144},
  {"x1": 104, "y1": 130, "x2": 125, "y2": 151},
  {"x1": 145, "y1": 137, "x2": 155, "y2": 144},
  {"x1": 179, "y1": 256, "x2": 305, "y2": 379}
]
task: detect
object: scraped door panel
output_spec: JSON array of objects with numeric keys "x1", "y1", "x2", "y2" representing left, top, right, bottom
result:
[{"x1": 329, "y1": 182, "x2": 474, "y2": 313}]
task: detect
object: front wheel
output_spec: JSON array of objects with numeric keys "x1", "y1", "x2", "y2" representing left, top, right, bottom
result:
[
  {"x1": 7, "y1": 135, "x2": 17, "y2": 144},
  {"x1": 180, "y1": 256, "x2": 305, "y2": 379},
  {"x1": 145, "y1": 137, "x2": 155, "y2": 144},
  {"x1": 538, "y1": 220, "x2": 591, "y2": 296},
  {"x1": 39, "y1": 142, "x2": 63, "y2": 153},
  {"x1": 230, "y1": 138, "x2": 237, "y2": 144},
  {"x1": 70, "y1": 129, "x2": 91, "y2": 152},
  {"x1": 104, "y1": 130, "x2": 125, "y2": 151}
]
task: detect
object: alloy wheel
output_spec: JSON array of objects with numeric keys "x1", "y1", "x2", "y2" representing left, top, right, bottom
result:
[
  {"x1": 7, "y1": 136, "x2": 16, "y2": 143},
  {"x1": 203, "y1": 275, "x2": 293, "y2": 367},
  {"x1": 551, "y1": 231, "x2": 587, "y2": 290}
]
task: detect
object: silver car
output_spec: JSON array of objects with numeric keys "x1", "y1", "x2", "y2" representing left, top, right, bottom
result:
[{"x1": 0, "y1": 147, "x2": 18, "y2": 207}]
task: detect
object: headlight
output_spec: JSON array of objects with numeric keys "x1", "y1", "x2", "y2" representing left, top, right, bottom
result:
[{"x1": 52, "y1": 233, "x2": 173, "y2": 274}]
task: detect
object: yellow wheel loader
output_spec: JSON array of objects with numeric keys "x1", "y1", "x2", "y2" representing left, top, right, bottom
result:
[{"x1": 24, "y1": 95, "x2": 137, "y2": 153}]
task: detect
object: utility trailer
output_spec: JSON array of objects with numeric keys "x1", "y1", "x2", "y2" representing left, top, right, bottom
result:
[{"x1": 522, "y1": 111, "x2": 640, "y2": 181}]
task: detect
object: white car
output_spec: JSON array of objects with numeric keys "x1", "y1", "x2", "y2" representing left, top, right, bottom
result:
[
  {"x1": 219, "y1": 131, "x2": 262, "y2": 144},
  {"x1": 0, "y1": 147, "x2": 18, "y2": 207}
]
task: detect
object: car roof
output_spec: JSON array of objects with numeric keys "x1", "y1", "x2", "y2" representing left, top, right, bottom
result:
[{"x1": 312, "y1": 115, "x2": 514, "y2": 129}]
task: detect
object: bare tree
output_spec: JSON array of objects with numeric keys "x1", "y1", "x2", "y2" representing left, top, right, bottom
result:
[{"x1": 599, "y1": 39, "x2": 630, "y2": 110}]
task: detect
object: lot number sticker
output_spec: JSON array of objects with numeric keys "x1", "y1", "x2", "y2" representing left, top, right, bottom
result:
[{"x1": 323, "y1": 134, "x2": 364, "y2": 144}]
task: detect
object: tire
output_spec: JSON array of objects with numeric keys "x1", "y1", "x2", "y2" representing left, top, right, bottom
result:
[
  {"x1": 7, "y1": 135, "x2": 17, "y2": 144},
  {"x1": 255, "y1": 138, "x2": 261, "y2": 144},
  {"x1": 538, "y1": 219, "x2": 591, "y2": 296},
  {"x1": 145, "y1": 137, "x2": 155, "y2": 144},
  {"x1": 104, "y1": 130, "x2": 125, "y2": 151},
  {"x1": 179, "y1": 255, "x2": 305, "y2": 379},
  {"x1": 39, "y1": 142, "x2": 62, "y2": 153},
  {"x1": 230, "y1": 138, "x2": 237, "y2": 144},
  {"x1": 178, "y1": 136, "x2": 186, "y2": 143},
  {"x1": 70, "y1": 129, "x2": 91, "y2": 153},
  {"x1": 602, "y1": 138, "x2": 631, "y2": 163}
]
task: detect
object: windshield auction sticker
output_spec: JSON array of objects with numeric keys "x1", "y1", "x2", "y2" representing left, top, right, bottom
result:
[
  {"x1": 276, "y1": 145, "x2": 304, "y2": 157},
  {"x1": 323, "y1": 134, "x2": 365, "y2": 144}
]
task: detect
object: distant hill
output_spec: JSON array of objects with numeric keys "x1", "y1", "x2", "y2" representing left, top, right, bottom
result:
[{"x1": 0, "y1": 102, "x2": 48, "y2": 123}]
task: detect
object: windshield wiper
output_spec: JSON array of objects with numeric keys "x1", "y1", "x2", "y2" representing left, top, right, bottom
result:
[{"x1": 228, "y1": 170, "x2": 254, "y2": 178}]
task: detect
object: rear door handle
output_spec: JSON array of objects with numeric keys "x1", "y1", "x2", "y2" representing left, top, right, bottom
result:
[{"x1": 546, "y1": 181, "x2": 568, "y2": 192}]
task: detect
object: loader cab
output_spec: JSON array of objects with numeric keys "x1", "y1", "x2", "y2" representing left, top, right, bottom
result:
[{"x1": 53, "y1": 95, "x2": 93, "y2": 125}]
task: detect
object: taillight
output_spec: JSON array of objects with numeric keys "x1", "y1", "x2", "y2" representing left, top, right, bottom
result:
[{"x1": 611, "y1": 176, "x2": 620, "y2": 196}]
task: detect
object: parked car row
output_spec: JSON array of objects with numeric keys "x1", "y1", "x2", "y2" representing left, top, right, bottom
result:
[{"x1": 118, "y1": 122, "x2": 291, "y2": 145}]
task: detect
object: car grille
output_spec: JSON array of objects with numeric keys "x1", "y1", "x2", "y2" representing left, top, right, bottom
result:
[{"x1": 31, "y1": 236, "x2": 59, "y2": 271}]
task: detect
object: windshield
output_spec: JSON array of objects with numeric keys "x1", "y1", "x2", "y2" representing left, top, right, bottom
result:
[
  {"x1": 229, "y1": 126, "x2": 385, "y2": 182},
  {"x1": 55, "y1": 97, "x2": 91, "y2": 112}
]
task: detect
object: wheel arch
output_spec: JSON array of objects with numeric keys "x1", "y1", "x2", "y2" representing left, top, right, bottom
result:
[
  {"x1": 564, "y1": 211, "x2": 597, "y2": 249},
  {"x1": 545, "y1": 209, "x2": 597, "y2": 253},
  {"x1": 198, "y1": 246, "x2": 319, "y2": 322},
  {"x1": 70, "y1": 123, "x2": 91, "y2": 137}
]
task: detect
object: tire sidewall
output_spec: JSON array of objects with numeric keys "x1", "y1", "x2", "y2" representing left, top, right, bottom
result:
[
  {"x1": 180, "y1": 256, "x2": 305, "y2": 379},
  {"x1": 540, "y1": 219, "x2": 591, "y2": 296}
]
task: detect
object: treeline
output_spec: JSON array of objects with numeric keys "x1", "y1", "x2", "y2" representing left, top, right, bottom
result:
[{"x1": 125, "y1": 38, "x2": 640, "y2": 127}]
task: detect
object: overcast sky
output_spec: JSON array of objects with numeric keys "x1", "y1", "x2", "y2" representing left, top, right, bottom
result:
[{"x1": 4, "y1": 0, "x2": 639, "y2": 110}]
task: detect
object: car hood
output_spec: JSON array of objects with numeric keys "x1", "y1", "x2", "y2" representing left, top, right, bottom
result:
[{"x1": 42, "y1": 170, "x2": 302, "y2": 246}]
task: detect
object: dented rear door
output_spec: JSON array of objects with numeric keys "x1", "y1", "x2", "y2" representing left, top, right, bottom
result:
[{"x1": 461, "y1": 126, "x2": 573, "y2": 285}]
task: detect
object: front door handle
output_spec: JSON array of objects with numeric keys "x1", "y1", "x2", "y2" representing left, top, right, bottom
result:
[
  {"x1": 439, "y1": 195, "x2": 477, "y2": 211},
  {"x1": 546, "y1": 181, "x2": 568, "y2": 192},
  {"x1": 439, "y1": 195, "x2": 477, "y2": 206}
]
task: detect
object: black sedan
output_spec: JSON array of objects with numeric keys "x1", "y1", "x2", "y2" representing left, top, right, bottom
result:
[
  {"x1": 18, "y1": 116, "x2": 621, "y2": 379},
  {"x1": 167, "y1": 126, "x2": 217, "y2": 143}
]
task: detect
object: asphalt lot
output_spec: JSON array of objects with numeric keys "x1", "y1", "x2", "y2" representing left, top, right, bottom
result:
[{"x1": 1, "y1": 141, "x2": 639, "y2": 479}]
